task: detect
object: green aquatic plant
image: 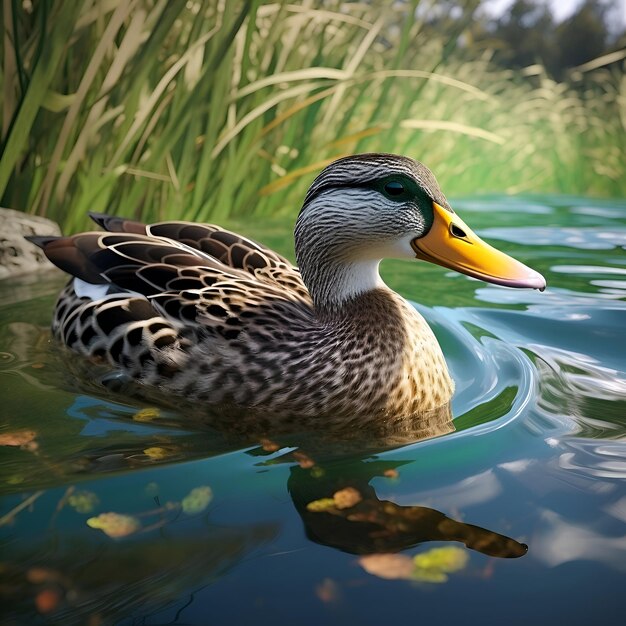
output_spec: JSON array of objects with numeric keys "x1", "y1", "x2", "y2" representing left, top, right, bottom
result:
[{"x1": 0, "y1": 1, "x2": 623, "y2": 233}]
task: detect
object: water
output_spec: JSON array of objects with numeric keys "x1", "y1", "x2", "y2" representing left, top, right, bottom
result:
[{"x1": 1, "y1": 195, "x2": 625, "y2": 625}]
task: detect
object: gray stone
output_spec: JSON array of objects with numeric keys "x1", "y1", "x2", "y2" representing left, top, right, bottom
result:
[{"x1": 0, "y1": 207, "x2": 61, "y2": 279}]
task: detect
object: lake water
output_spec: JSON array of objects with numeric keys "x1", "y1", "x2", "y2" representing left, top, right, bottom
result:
[{"x1": 1, "y1": 195, "x2": 625, "y2": 625}]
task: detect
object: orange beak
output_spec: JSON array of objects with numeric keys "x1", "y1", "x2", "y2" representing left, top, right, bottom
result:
[{"x1": 411, "y1": 202, "x2": 546, "y2": 290}]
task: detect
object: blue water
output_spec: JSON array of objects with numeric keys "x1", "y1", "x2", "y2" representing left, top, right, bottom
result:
[{"x1": 1, "y1": 195, "x2": 625, "y2": 624}]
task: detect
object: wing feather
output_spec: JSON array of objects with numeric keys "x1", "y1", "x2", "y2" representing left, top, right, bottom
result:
[
  {"x1": 88, "y1": 212, "x2": 308, "y2": 297},
  {"x1": 31, "y1": 218, "x2": 313, "y2": 333}
]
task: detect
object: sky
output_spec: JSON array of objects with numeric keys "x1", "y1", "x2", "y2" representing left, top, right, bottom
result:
[{"x1": 484, "y1": 0, "x2": 626, "y2": 27}]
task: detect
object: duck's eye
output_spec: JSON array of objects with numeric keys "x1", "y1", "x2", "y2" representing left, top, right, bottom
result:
[{"x1": 384, "y1": 181, "x2": 405, "y2": 196}]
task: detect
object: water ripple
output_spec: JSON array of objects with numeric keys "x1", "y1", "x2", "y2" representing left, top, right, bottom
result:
[
  {"x1": 481, "y1": 227, "x2": 626, "y2": 250},
  {"x1": 558, "y1": 439, "x2": 626, "y2": 480}
]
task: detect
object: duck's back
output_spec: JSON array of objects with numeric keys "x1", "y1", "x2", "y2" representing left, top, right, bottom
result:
[{"x1": 31, "y1": 215, "x2": 313, "y2": 389}]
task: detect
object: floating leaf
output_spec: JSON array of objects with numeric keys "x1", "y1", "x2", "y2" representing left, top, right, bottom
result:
[
  {"x1": 358, "y1": 554, "x2": 414, "y2": 580},
  {"x1": 412, "y1": 546, "x2": 469, "y2": 583},
  {"x1": 413, "y1": 546, "x2": 468, "y2": 573},
  {"x1": 306, "y1": 498, "x2": 336, "y2": 512},
  {"x1": 333, "y1": 487, "x2": 362, "y2": 510},
  {"x1": 143, "y1": 446, "x2": 170, "y2": 460},
  {"x1": 310, "y1": 467, "x2": 325, "y2": 479},
  {"x1": 35, "y1": 588, "x2": 61, "y2": 614},
  {"x1": 26, "y1": 567, "x2": 60, "y2": 584},
  {"x1": 412, "y1": 568, "x2": 448, "y2": 583},
  {"x1": 0, "y1": 430, "x2": 37, "y2": 447},
  {"x1": 359, "y1": 547, "x2": 469, "y2": 583},
  {"x1": 308, "y1": 488, "x2": 361, "y2": 512},
  {"x1": 144, "y1": 482, "x2": 160, "y2": 497},
  {"x1": 260, "y1": 438, "x2": 279, "y2": 452},
  {"x1": 68, "y1": 490, "x2": 99, "y2": 514},
  {"x1": 316, "y1": 578, "x2": 340, "y2": 604},
  {"x1": 87, "y1": 512, "x2": 140, "y2": 538},
  {"x1": 133, "y1": 407, "x2": 160, "y2": 422},
  {"x1": 293, "y1": 451, "x2": 315, "y2": 469},
  {"x1": 181, "y1": 486, "x2": 213, "y2": 514}
]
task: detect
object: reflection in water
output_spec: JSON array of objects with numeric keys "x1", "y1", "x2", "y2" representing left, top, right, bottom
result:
[
  {"x1": 287, "y1": 458, "x2": 527, "y2": 559},
  {"x1": 533, "y1": 509, "x2": 626, "y2": 571},
  {"x1": 0, "y1": 388, "x2": 456, "y2": 494},
  {"x1": 531, "y1": 344, "x2": 626, "y2": 439},
  {"x1": 481, "y1": 227, "x2": 626, "y2": 250},
  {"x1": 2, "y1": 523, "x2": 277, "y2": 623},
  {"x1": 0, "y1": 322, "x2": 54, "y2": 390},
  {"x1": 558, "y1": 438, "x2": 626, "y2": 480},
  {"x1": 395, "y1": 468, "x2": 502, "y2": 510}
]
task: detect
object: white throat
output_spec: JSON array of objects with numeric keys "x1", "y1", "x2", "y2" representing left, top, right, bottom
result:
[
  {"x1": 311, "y1": 258, "x2": 387, "y2": 310},
  {"x1": 339, "y1": 259, "x2": 386, "y2": 299}
]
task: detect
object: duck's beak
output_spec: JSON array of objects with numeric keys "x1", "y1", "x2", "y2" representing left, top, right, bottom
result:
[{"x1": 411, "y1": 202, "x2": 546, "y2": 291}]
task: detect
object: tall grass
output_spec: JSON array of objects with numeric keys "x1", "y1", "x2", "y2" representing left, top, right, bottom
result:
[{"x1": 1, "y1": 0, "x2": 624, "y2": 232}]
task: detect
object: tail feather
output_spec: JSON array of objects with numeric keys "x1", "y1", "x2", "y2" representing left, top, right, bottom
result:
[
  {"x1": 24, "y1": 235, "x2": 60, "y2": 249},
  {"x1": 26, "y1": 234, "x2": 108, "y2": 284},
  {"x1": 89, "y1": 212, "x2": 147, "y2": 235}
]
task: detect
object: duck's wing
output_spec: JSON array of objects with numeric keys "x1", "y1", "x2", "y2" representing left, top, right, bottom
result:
[
  {"x1": 28, "y1": 230, "x2": 313, "y2": 320},
  {"x1": 88, "y1": 213, "x2": 309, "y2": 300},
  {"x1": 28, "y1": 230, "x2": 316, "y2": 376}
]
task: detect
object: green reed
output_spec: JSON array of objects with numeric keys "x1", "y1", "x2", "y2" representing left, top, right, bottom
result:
[{"x1": 1, "y1": 1, "x2": 624, "y2": 232}]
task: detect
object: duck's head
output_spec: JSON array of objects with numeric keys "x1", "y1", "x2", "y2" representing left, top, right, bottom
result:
[{"x1": 295, "y1": 153, "x2": 545, "y2": 309}]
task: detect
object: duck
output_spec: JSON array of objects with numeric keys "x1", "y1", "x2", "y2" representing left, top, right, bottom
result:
[{"x1": 28, "y1": 153, "x2": 545, "y2": 423}]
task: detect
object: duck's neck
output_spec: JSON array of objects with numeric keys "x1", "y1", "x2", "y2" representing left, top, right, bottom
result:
[{"x1": 300, "y1": 257, "x2": 387, "y2": 314}]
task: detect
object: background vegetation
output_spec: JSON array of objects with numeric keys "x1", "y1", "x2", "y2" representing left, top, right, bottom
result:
[{"x1": 1, "y1": 0, "x2": 624, "y2": 232}]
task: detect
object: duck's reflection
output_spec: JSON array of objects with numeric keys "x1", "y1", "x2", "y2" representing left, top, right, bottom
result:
[
  {"x1": 287, "y1": 458, "x2": 527, "y2": 558},
  {"x1": 246, "y1": 404, "x2": 526, "y2": 559}
]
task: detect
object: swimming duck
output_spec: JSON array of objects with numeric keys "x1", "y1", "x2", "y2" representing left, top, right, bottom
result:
[{"x1": 28, "y1": 154, "x2": 545, "y2": 421}]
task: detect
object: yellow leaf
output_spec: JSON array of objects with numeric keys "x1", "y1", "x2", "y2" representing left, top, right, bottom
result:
[
  {"x1": 359, "y1": 554, "x2": 414, "y2": 580},
  {"x1": 412, "y1": 569, "x2": 449, "y2": 583},
  {"x1": 68, "y1": 490, "x2": 99, "y2": 514},
  {"x1": 0, "y1": 430, "x2": 36, "y2": 447},
  {"x1": 181, "y1": 486, "x2": 213, "y2": 514},
  {"x1": 411, "y1": 546, "x2": 469, "y2": 583},
  {"x1": 413, "y1": 546, "x2": 469, "y2": 573},
  {"x1": 143, "y1": 447, "x2": 169, "y2": 460},
  {"x1": 87, "y1": 512, "x2": 140, "y2": 538},
  {"x1": 306, "y1": 498, "x2": 336, "y2": 512},
  {"x1": 333, "y1": 487, "x2": 362, "y2": 509},
  {"x1": 133, "y1": 407, "x2": 160, "y2": 422}
]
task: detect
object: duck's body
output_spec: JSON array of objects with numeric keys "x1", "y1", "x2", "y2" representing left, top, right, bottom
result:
[{"x1": 30, "y1": 154, "x2": 544, "y2": 422}]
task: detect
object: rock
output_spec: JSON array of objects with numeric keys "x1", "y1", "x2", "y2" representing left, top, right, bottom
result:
[{"x1": 0, "y1": 208, "x2": 61, "y2": 279}]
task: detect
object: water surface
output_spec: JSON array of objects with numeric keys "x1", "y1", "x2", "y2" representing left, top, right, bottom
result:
[{"x1": 1, "y1": 195, "x2": 625, "y2": 624}]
